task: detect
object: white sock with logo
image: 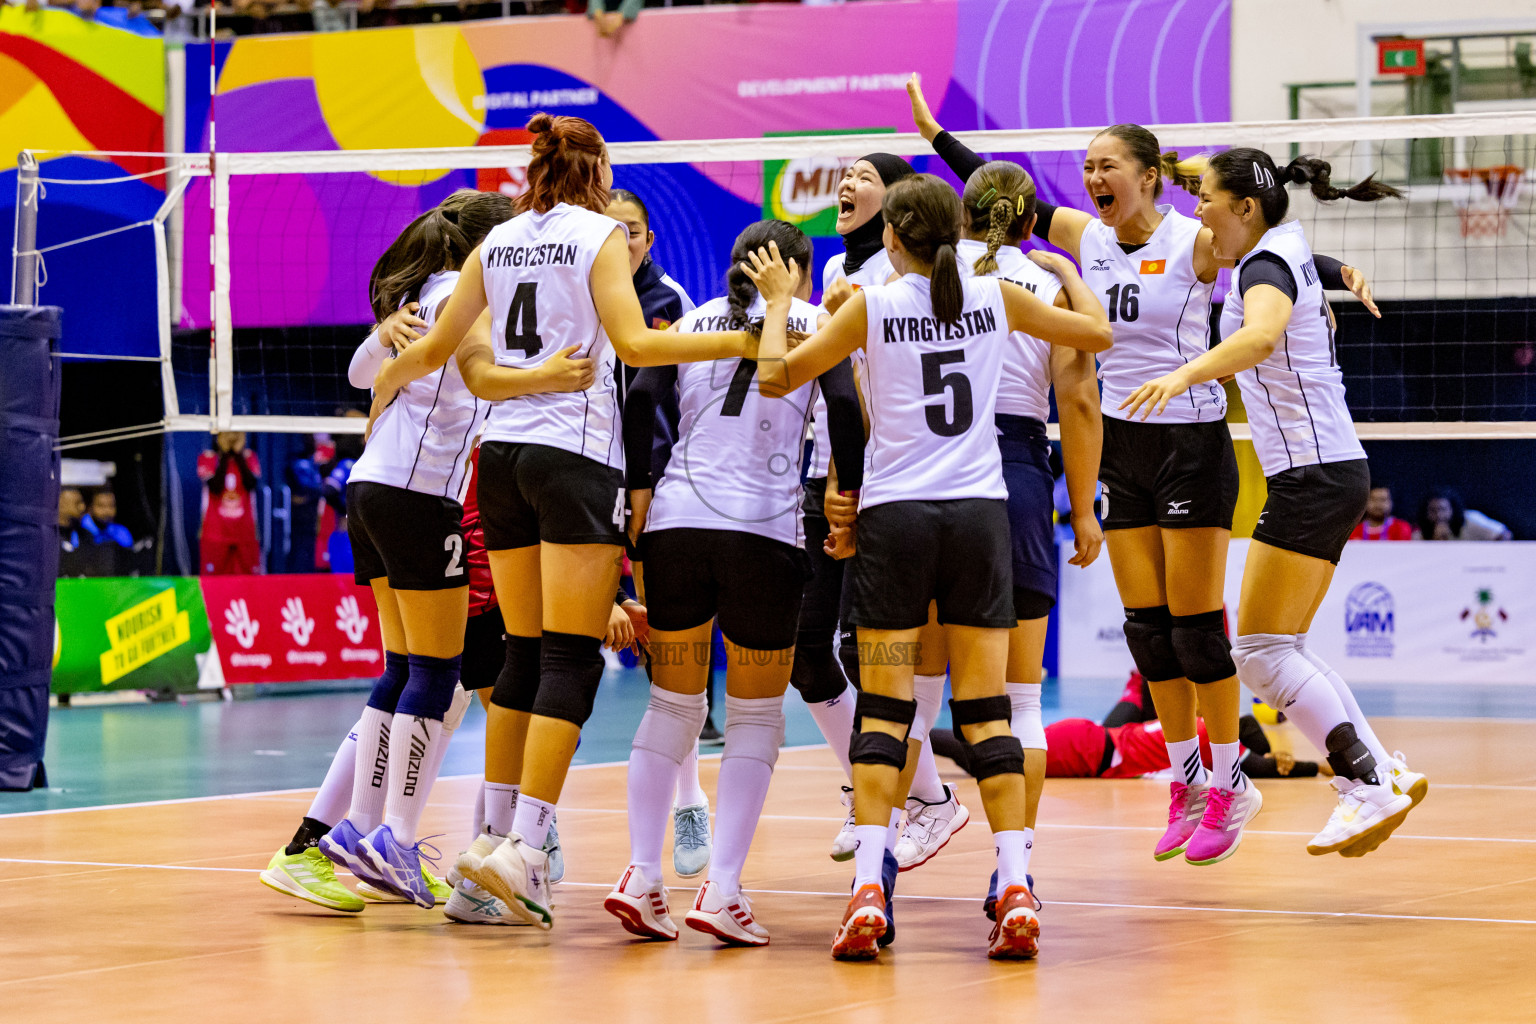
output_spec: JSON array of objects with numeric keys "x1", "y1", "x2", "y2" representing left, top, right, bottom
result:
[
  {"x1": 805, "y1": 685, "x2": 857, "y2": 779},
  {"x1": 308, "y1": 719, "x2": 362, "y2": 826},
  {"x1": 1209, "y1": 741, "x2": 1245, "y2": 793},
  {"x1": 852, "y1": 824, "x2": 888, "y2": 890},
  {"x1": 994, "y1": 829, "x2": 1031, "y2": 893},
  {"x1": 383, "y1": 714, "x2": 443, "y2": 845},
  {"x1": 1296, "y1": 634, "x2": 1390, "y2": 764},
  {"x1": 512, "y1": 793, "x2": 556, "y2": 850},
  {"x1": 483, "y1": 781, "x2": 518, "y2": 838},
  {"x1": 348, "y1": 706, "x2": 394, "y2": 833},
  {"x1": 1166, "y1": 736, "x2": 1208, "y2": 787}
]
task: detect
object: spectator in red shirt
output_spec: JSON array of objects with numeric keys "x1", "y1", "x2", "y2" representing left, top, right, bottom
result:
[
  {"x1": 1350, "y1": 482, "x2": 1413, "y2": 541},
  {"x1": 197, "y1": 431, "x2": 263, "y2": 575}
]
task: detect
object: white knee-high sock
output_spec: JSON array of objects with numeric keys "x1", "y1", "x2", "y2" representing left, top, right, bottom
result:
[
  {"x1": 908, "y1": 673, "x2": 948, "y2": 803},
  {"x1": 628, "y1": 686, "x2": 709, "y2": 885},
  {"x1": 805, "y1": 684, "x2": 857, "y2": 780},
  {"x1": 1234, "y1": 634, "x2": 1358, "y2": 775},
  {"x1": 308, "y1": 718, "x2": 362, "y2": 825},
  {"x1": 675, "y1": 741, "x2": 708, "y2": 809},
  {"x1": 1296, "y1": 634, "x2": 1390, "y2": 764},
  {"x1": 710, "y1": 694, "x2": 785, "y2": 897},
  {"x1": 349, "y1": 706, "x2": 394, "y2": 832},
  {"x1": 395, "y1": 684, "x2": 472, "y2": 833},
  {"x1": 383, "y1": 714, "x2": 444, "y2": 844}
]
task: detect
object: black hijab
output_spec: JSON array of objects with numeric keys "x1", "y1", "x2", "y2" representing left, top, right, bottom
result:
[{"x1": 842, "y1": 153, "x2": 915, "y2": 276}]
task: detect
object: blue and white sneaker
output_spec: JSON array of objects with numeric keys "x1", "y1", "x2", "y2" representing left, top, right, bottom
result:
[
  {"x1": 318, "y1": 818, "x2": 384, "y2": 888},
  {"x1": 983, "y1": 870, "x2": 1039, "y2": 922},
  {"x1": 672, "y1": 802, "x2": 712, "y2": 878},
  {"x1": 357, "y1": 825, "x2": 439, "y2": 909},
  {"x1": 444, "y1": 879, "x2": 525, "y2": 926},
  {"x1": 542, "y1": 815, "x2": 565, "y2": 885},
  {"x1": 877, "y1": 849, "x2": 898, "y2": 948}
]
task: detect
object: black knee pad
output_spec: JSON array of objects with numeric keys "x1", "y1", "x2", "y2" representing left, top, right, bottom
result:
[
  {"x1": 1123, "y1": 605, "x2": 1182, "y2": 683},
  {"x1": 490, "y1": 634, "x2": 542, "y2": 713},
  {"x1": 948, "y1": 695, "x2": 1013, "y2": 731},
  {"x1": 849, "y1": 690, "x2": 917, "y2": 769},
  {"x1": 1012, "y1": 585, "x2": 1055, "y2": 622},
  {"x1": 789, "y1": 642, "x2": 849, "y2": 705},
  {"x1": 969, "y1": 734, "x2": 1026, "y2": 780},
  {"x1": 528, "y1": 631, "x2": 603, "y2": 727},
  {"x1": 1170, "y1": 610, "x2": 1236, "y2": 684}
]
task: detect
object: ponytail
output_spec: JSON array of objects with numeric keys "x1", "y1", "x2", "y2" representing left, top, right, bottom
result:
[
  {"x1": 961, "y1": 161, "x2": 1037, "y2": 275},
  {"x1": 725, "y1": 219, "x2": 814, "y2": 332},
  {"x1": 1280, "y1": 156, "x2": 1405, "y2": 204},
  {"x1": 1208, "y1": 148, "x2": 1404, "y2": 228},
  {"x1": 1159, "y1": 151, "x2": 1207, "y2": 198},
  {"x1": 930, "y1": 242, "x2": 963, "y2": 325},
  {"x1": 520, "y1": 112, "x2": 610, "y2": 215}
]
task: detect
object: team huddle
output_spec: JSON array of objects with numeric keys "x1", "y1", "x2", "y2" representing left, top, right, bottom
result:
[{"x1": 257, "y1": 75, "x2": 1430, "y2": 963}]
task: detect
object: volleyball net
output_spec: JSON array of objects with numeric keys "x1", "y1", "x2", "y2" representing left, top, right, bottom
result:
[{"x1": 15, "y1": 109, "x2": 1536, "y2": 443}]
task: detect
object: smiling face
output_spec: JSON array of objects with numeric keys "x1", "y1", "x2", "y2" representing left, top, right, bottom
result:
[
  {"x1": 1195, "y1": 169, "x2": 1253, "y2": 260},
  {"x1": 605, "y1": 198, "x2": 653, "y2": 275},
  {"x1": 1082, "y1": 135, "x2": 1159, "y2": 228},
  {"x1": 836, "y1": 160, "x2": 887, "y2": 236}
]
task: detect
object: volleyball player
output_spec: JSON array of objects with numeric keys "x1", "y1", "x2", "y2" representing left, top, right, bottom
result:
[
  {"x1": 370, "y1": 113, "x2": 755, "y2": 929},
  {"x1": 747, "y1": 174, "x2": 1111, "y2": 960},
  {"x1": 1122, "y1": 150, "x2": 1427, "y2": 857},
  {"x1": 908, "y1": 74, "x2": 1379, "y2": 866},
  {"x1": 604, "y1": 187, "x2": 712, "y2": 877},
  {"x1": 604, "y1": 220, "x2": 862, "y2": 946}
]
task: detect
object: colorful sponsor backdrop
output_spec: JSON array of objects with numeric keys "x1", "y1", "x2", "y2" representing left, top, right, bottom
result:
[
  {"x1": 0, "y1": 9, "x2": 165, "y2": 358},
  {"x1": 53, "y1": 574, "x2": 384, "y2": 692},
  {"x1": 1058, "y1": 541, "x2": 1536, "y2": 684},
  {"x1": 182, "y1": 0, "x2": 1229, "y2": 329}
]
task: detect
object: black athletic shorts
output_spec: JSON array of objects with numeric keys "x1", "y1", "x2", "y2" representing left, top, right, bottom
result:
[
  {"x1": 461, "y1": 604, "x2": 506, "y2": 691},
  {"x1": 1252, "y1": 458, "x2": 1369, "y2": 564},
  {"x1": 1099, "y1": 415, "x2": 1239, "y2": 531},
  {"x1": 478, "y1": 441, "x2": 626, "y2": 550},
  {"x1": 847, "y1": 498, "x2": 1014, "y2": 631},
  {"x1": 347, "y1": 481, "x2": 466, "y2": 591},
  {"x1": 998, "y1": 415, "x2": 1058, "y2": 619},
  {"x1": 638, "y1": 528, "x2": 811, "y2": 650}
]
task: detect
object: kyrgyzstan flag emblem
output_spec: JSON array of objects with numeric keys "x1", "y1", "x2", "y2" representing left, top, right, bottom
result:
[{"x1": 1139, "y1": 259, "x2": 1166, "y2": 275}]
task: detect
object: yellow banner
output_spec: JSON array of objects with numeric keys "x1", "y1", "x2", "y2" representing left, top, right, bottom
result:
[{"x1": 99, "y1": 588, "x2": 192, "y2": 685}]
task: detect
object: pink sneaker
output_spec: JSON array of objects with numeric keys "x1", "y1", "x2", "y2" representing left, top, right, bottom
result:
[
  {"x1": 1153, "y1": 781, "x2": 1209, "y2": 861},
  {"x1": 1184, "y1": 783, "x2": 1263, "y2": 866}
]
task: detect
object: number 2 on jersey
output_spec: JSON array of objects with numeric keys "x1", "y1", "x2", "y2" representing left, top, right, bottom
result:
[
  {"x1": 505, "y1": 282, "x2": 544, "y2": 357},
  {"x1": 921, "y1": 350, "x2": 974, "y2": 437}
]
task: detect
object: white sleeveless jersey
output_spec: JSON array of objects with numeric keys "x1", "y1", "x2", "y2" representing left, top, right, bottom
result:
[
  {"x1": 1221, "y1": 221, "x2": 1364, "y2": 478},
  {"x1": 956, "y1": 239, "x2": 1061, "y2": 423},
  {"x1": 808, "y1": 247, "x2": 893, "y2": 479},
  {"x1": 350, "y1": 272, "x2": 488, "y2": 499},
  {"x1": 858, "y1": 274, "x2": 1009, "y2": 508},
  {"x1": 647, "y1": 295, "x2": 823, "y2": 547},
  {"x1": 1079, "y1": 206, "x2": 1223, "y2": 423},
  {"x1": 479, "y1": 204, "x2": 625, "y2": 469}
]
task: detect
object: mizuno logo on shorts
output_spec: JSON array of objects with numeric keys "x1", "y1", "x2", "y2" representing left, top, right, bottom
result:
[{"x1": 1167, "y1": 500, "x2": 1191, "y2": 515}]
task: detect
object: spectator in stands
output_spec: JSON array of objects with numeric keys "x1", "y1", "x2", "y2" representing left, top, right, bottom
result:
[
  {"x1": 284, "y1": 436, "x2": 324, "y2": 573},
  {"x1": 1350, "y1": 481, "x2": 1413, "y2": 541},
  {"x1": 57, "y1": 487, "x2": 86, "y2": 577},
  {"x1": 198, "y1": 431, "x2": 264, "y2": 574},
  {"x1": 67, "y1": 488, "x2": 136, "y2": 577},
  {"x1": 1415, "y1": 486, "x2": 1513, "y2": 541},
  {"x1": 81, "y1": 489, "x2": 135, "y2": 549},
  {"x1": 588, "y1": 0, "x2": 640, "y2": 37}
]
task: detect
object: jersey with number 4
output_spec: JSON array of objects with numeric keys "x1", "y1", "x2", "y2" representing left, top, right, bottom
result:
[
  {"x1": 478, "y1": 204, "x2": 625, "y2": 469},
  {"x1": 350, "y1": 271, "x2": 489, "y2": 499},
  {"x1": 858, "y1": 274, "x2": 1009, "y2": 509},
  {"x1": 956, "y1": 240, "x2": 1062, "y2": 423},
  {"x1": 647, "y1": 295, "x2": 823, "y2": 547},
  {"x1": 1079, "y1": 205, "x2": 1222, "y2": 424},
  {"x1": 1221, "y1": 221, "x2": 1364, "y2": 477}
]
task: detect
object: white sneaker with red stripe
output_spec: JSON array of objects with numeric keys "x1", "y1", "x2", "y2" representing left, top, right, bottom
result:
[
  {"x1": 603, "y1": 864, "x2": 678, "y2": 941},
  {"x1": 684, "y1": 881, "x2": 769, "y2": 947}
]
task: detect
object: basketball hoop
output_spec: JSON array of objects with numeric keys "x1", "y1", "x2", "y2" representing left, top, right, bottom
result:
[{"x1": 1444, "y1": 165, "x2": 1525, "y2": 238}]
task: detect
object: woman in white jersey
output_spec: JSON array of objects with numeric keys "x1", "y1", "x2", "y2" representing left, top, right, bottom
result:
[
  {"x1": 908, "y1": 74, "x2": 1379, "y2": 866},
  {"x1": 749, "y1": 174, "x2": 1111, "y2": 961},
  {"x1": 603, "y1": 220, "x2": 864, "y2": 946},
  {"x1": 1123, "y1": 149, "x2": 1427, "y2": 857},
  {"x1": 370, "y1": 114, "x2": 754, "y2": 929}
]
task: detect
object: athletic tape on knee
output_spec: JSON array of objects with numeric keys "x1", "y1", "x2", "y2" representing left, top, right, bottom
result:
[
  {"x1": 721, "y1": 694, "x2": 786, "y2": 769},
  {"x1": 1231, "y1": 633, "x2": 1314, "y2": 710},
  {"x1": 1005, "y1": 682, "x2": 1046, "y2": 750},
  {"x1": 1171, "y1": 610, "x2": 1236, "y2": 684},
  {"x1": 396, "y1": 653, "x2": 462, "y2": 720},
  {"x1": 490, "y1": 634, "x2": 542, "y2": 713},
  {"x1": 530, "y1": 631, "x2": 604, "y2": 726},
  {"x1": 1123, "y1": 606, "x2": 1182, "y2": 683},
  {"x1": 632, "y1": 685, "x2": 708, "y2": 764},
  {"x1": 910, "y1": 673, "x2": 945, "y2": 744},
  {"x1": 969, "y1": 735, "x2": 1025, "y2": 780},
  {"x1": 442, "y1": 683, "x2": 474, "y2": 733},
  {"x1": 365, "y1": 650, "x2": 410, "y2": 713},
  {"x1": 789, "y1": 642, "x2": 849, "y2": 705}
]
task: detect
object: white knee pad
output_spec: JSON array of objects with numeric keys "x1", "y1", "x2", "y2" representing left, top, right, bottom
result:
[
  {"x1": 442, "y1": 683, "x2": 475, "y2": 733},
  {"x1": 1005, "y1": 682, "x2": 1046, "y2": 750},
  {"x1": 632, "y1": 685, "x2": 709, "y2": 764},
  {"x1": 721, "y1": 694, "x2": 786, "y2": 769},
  {"x1": 910, "y1": 673, "x2": 946, "y2": 744},
  {"x1": 1231, "y1": 633, "x2": 1312, "y2": 710}
]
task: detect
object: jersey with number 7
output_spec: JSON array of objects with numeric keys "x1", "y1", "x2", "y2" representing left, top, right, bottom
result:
[
  {"x1": 479, "y1": 204, "x2": 626, "y2": 469},
  {"x1": 857, "y1": 274, "x2": 1010, "y2": 510}
]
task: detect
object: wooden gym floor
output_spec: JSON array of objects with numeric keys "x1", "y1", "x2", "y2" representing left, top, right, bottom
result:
[{"x1": 2, "y1": 717, "x2": 1533, "y2": 1024}]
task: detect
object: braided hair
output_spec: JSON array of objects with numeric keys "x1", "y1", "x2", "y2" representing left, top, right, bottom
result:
[
  {"x1": 961, "y1": 161, "x2": 1036, "y2": 275},
  {"x1": 726, "y1": 220, "x2": 813, "y2": 330}
]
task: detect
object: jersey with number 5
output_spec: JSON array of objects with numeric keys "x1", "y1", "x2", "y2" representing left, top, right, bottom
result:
[
  {"x1": 1078, "y1": 205, "x2": 1222, "y2": 424},
  {"x1": 858, "y1": 274, "x2": 1009, "y2": 509},
  {"x1": 479, "y1": 203, "x2": 625, "y2": 469}
]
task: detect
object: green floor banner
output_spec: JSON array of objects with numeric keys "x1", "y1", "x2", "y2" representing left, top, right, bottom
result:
[{"x1": 54, "y1": 578, "x2": 212, "y2": 694}]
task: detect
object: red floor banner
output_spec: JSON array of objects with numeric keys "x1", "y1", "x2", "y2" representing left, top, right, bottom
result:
[{"x1": 200, "y1": 574, "x2": 383, "y2": 684}]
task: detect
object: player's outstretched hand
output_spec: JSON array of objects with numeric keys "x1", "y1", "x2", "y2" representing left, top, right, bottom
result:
[
  {"x1": 380, "y1": 302, "x2": 429, "y2": 353},
  {"x1": 1119, "y1": 371, "x2": 1191, "y2": 421},
  {"x1": 740, "y1": 240, "x2": 800, "y2": 305},
  {"x1": 539, "y1": 345, "x2": 596, "y2": 392},
  {"x1": 907, "y1": 73, "x2": 941, "y2": 141},
  {"x1": 1069, "y1": 511, "x2": 1103, "y2": 568},
  {"x1": 1341, "y1": 264, "x2": 1380, "y2": 318}
]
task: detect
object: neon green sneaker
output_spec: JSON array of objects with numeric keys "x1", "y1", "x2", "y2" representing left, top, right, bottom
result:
[
  {"x1": 356, "y1": 866, "x2": 450, "y2": 906},
  {"x1": 260, "y1": 846, "x2": 366, "y2": 913}
]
